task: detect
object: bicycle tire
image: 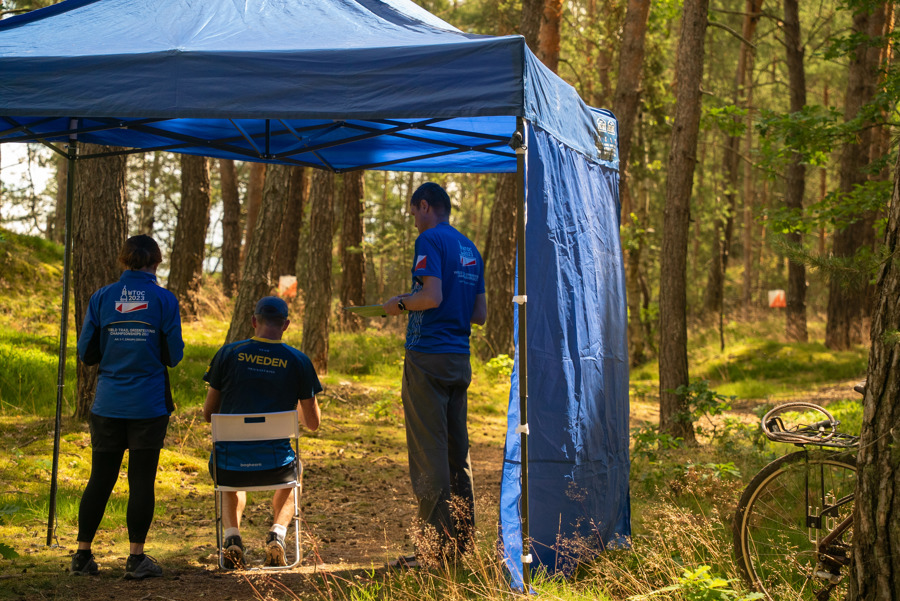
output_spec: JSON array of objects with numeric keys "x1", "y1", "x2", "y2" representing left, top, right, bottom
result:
[{"x1": 733, "y1": 450, "x2": 856, "y2": 601}]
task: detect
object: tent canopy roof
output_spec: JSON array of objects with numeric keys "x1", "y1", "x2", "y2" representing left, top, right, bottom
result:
[{"x1": 0, "y1": 0, "x2": 617, "y2": 172}]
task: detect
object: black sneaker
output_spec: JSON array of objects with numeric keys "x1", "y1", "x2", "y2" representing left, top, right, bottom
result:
[
  {"x1": 222, "y1": 535, "x2": 245, "y2": 570},
  {"x1": 124, "y1": 554, "x2": 162, "y2": 580},
  {"x1": 264, "y1": 531, "x2": 286, "y2": 567},
  {"x1": 70, "y1": 550, "x2": 99, "y2": 576}
]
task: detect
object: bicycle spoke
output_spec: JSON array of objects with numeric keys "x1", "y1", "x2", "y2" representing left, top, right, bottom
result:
[{"x1": 735, "y1": 452, "x2": 855, "y2": 601}]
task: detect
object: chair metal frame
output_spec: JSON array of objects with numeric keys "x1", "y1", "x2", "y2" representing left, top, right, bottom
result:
[{"x1": 211, "y1": 410, "x2": 303, "y2": 570}]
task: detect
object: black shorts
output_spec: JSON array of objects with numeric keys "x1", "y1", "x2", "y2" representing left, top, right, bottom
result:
[
  {"x1": 209, "y1": 459, "x2": 299, "y2": 488},
  {"x1": 89, "y1": 413, "x2": 169, "y2": 452}
]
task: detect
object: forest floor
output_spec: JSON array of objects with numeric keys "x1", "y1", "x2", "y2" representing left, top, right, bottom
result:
[
  {"x1": 0, "y1": 376, "x2": 869, "y2": 601},
  {"x1": 0, "y1": 378, "x2": 508, "y2": 601}
]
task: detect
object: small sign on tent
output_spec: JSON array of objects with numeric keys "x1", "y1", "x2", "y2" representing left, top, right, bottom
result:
[{"x1": 768, "y1": 289, "x2": 786, "y2": 308}]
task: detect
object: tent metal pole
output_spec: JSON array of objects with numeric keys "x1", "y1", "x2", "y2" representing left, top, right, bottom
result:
[
  {"x1": 46, "y1": 132, "x2": 77, "y2": 546},
  {"x1": 514, "y1": 116, "x2": 531, "y2": 588}
]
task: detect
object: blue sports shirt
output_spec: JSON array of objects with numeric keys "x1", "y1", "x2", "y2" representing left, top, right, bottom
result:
[
  {"x1": 204, "y1": 337, "x2": 322, "y2": 471},
  {"x1": 406, "y1": 222, "x2": 485, "y2": 354},
  {"x1": 76, "y1": 270, "x2": 184, "y2": 419}
]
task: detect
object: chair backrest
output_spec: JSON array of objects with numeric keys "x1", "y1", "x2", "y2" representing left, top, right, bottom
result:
[{"x1": 211, "y1": 411, "x2": 300, "y2": 443}]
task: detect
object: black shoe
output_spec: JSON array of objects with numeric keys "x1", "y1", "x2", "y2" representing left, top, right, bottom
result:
[
  {"x1": 387, "y1": 554, "x2": 419, "y2": 570},
  {"x1": 222, "y1": 535, "x2": 244, "y2": 570},
  {"x1": 124, "y1": 554, "x2": 162, "y2": 580},
  {"x1": 264, "y1": 531, "x2": 287, "y2": 567},
  {"x1": 70, "y1": 550, "x2": 99, "y2": 576}
]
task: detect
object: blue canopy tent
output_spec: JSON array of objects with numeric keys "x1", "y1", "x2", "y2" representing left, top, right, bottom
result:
[{"x1": 0, "y1": 0, "x2": 629, "y2": 587}]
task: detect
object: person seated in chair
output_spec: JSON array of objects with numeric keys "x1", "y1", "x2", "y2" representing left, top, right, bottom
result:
[{"x1": 203, "y1": 296, "x2": 321, "y2": 568}]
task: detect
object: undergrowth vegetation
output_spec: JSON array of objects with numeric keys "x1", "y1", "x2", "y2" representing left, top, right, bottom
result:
[{"x1": 0, "y1": 229, "x2": 868, "y2": 600}]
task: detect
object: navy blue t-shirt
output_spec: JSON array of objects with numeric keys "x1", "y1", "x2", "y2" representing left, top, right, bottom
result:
[
  {"x1": 405, "y1": 222, "x2": 485, "y2": 354},
  {"x1": 205, "y1": 337, "x2": 322, "y2": 471}
]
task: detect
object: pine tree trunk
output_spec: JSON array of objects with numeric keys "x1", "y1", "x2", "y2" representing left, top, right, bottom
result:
[
  {"x1": 783, "y1": 0, "x2": 809, "y2": 342},
  {"x1": 302, "y1": 170, "x2": 335, "y2": 373},
  {"x1": 219, "y1": 158, "x2": 241, "y2": 298},
  {"x1": 613, "y1": 0, "x2": 651, "y2": 366},
  {"x1": 741, "y1": 87, "x2": 756, "y2": 310},
  {"x1": 537, "y1": 0, "x2": 562, "y2": 73},
  {"x1": 338, "y1": 170, "x2": 366, "y2": 332},
  {"x1": 53, "y1": 154, "x2": 67, "y2": 244},
  {"x1": 658, "y1": 0, "x2": 709, "y2": 444},
  {"x1": 73, "y1": 145, "x2": 128, "y2": 420},
  {"x1": 704, "y1": 0, "x2": 763, "y2": 316},
  {"x1": 168, "y1": 154, "x2": 211, "y2": 319},
  {"x1": 826, "y1": 4, "x2": 884, "y2": 350},
  {"x1": 481, "y1": 173, "x2": 517, "y2": 360},
  {"x1": 241, "y1": 163, "x2": 267, "y2": 262},
  {"x1": 273, "y1": 166, "x2": 306, "y2": 279},
  {"x1": 225, "y1": 164, "x2": 291, "y2": 344},
  {"x1": 139, "y1": 152, "x2": 161, "y2": 235},
  {"x1": 847, "y1": 144, "x2": 900, "y2": 601},
  {"x1": 520, "y1": 0, "x2": 542, "y2": 55}
]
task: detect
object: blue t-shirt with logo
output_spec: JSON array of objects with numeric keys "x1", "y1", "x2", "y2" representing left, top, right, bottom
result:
[
  {"x1": 76, "y1": 270, "x2": 184, "y2": 419},
  {"x1": 405, "y1": 222, "x2": 485, "y2": 354},
  {"x1": 204, "y1": 337, "x2": 322, "y2": 471}
]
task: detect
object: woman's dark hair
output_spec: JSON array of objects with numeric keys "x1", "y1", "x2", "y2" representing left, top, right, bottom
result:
[
  {"x1": 410, "y1": 182, "x2": 452, "y2": 216},
  {"x1": 118, "y1": 235, "x2": 162, "y2": 270}
]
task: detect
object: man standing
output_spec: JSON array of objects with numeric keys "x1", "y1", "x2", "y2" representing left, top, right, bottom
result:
[
  {"x1": 382, "y1": 182, "x2": 487, "y2": 565},
  {"x1": 203, "y1": 296, "x2": 321, "y2": 569}
]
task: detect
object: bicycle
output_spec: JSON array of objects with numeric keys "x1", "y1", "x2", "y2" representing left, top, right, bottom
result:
[{"x1": 732, "y1": 390, "x2": 861, "y2": 601}]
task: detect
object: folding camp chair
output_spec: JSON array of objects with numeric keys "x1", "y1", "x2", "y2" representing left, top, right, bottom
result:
[{"x1": 211, "y1": 411, "x2": 303, "y2": 570}]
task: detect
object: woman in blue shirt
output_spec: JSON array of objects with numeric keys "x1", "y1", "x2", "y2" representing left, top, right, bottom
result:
[{"x1": 70, "y1": 235, "x2": 184, "y2": 579}]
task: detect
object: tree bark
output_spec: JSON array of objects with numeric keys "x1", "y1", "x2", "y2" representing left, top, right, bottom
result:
[
  {"x1": 241, "y1": 162, "x2": 266, "y2": 262},
  {"x1": 520, "y1": 0, "x2": 542, "y2": 55},
  {"x1": 73, "y1": 145, "x2": 128, "y2": 420},
  {"x1": 613, "y1": 0, "x2": 651, "y2": 366},
  {"x1": 273, "y1": 166, "x2": 307, "y2": 279},
  {"x1": 783, "y1": 0, "x2": 809, "y2": 342},
  {"x1": 302, "y1": 170, "x2": 335, "y2": 373},
  {"x1": 52, "y1": 154, "x2": 67, "y2": 244},
  {"x1": 139, "y1": 152, "x2": 162, "y2": 235},
  {"x1": 225, "y1": 164, "x2": 291, "y2": 344},
  {"x1": 847, "y1": 145, "x2": 900, "y2": 601},
  {"x1": 658, "y1": 0, "x2": 709, "y2": 445},
  {"x1": 537, "y1": 0, "x2": 562, "y2": 73},
  {"x1": 168, "y1": 154, "x2": 211, "y2": 319},
  {"x1": 338, "y1": 170, "x2": 366, "y2": 332},
  {"x1": 740, "y1": 82, "x2": 757, "y2": 310},
  {"x1": 825, "y1": 3, "x2": 885, "y2": 350},
  {"x1": 481, "y1": 173, "x2": 517, "y2": 360},
  {"x1": 219, "y1": 158, "x2": 241, "y2": 298}
]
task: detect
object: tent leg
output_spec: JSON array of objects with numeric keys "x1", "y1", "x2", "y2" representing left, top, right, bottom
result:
[
  {"x1": 515, "y1": 117, "x2": 531, "y2": 588},
  {"x1": 46, "y1": 136, "x2": 77, "y2": 546}
]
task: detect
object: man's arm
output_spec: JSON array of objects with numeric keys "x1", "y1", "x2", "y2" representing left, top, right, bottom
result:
[
  {"x1": 203, "y1": 386, "x2": 222, "y2": 423},
  {"x1": 471, "y1": 293, "x2": 487, "y2": 326},
  {"x1": 383, "y1": 276, "x2": 442, "y2": 316},
  {"x1": 298, "y1": 397, "x2": 321, "y2": 431}
]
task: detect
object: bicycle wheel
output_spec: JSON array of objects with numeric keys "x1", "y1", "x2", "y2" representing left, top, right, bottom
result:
[{"x1": 733, "y1": 450, "x2": 856, "y2": 601}]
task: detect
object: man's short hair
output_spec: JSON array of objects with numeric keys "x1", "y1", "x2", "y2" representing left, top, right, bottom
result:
[
  {"x1": 254, "y1": 296, "x2": 288, "y2": 327},
  {"x1": 411, "y1": 182, "x2": 451, "y2": 216}
]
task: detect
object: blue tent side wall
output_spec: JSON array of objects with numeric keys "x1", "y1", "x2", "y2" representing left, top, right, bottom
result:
[{"x1": 499, "y1": 125, "x2": 631, "y2": 588}]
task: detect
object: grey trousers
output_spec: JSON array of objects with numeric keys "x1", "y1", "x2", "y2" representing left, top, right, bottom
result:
[{"x1": 401, "y1": 349, "x2": 475, "y2": 554}]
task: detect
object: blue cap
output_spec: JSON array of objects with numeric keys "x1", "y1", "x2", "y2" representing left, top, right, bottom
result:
[{"x1": 254, "y1": 296, "x2": 288, "y2": 319}]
